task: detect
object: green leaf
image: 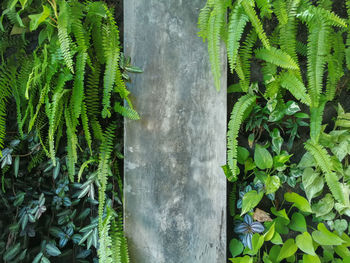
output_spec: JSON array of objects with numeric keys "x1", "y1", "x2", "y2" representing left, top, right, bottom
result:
[
  {"x1": 312, "y1": 223, "x2": 345, "y2": 246},
  {"x1": 241, "y1": 190, "x2": 264, "y2": 215},
  {"x1": 285, "y1": 101, "x2": 300, "y2": 115},
  {"x1": 46, "y1": 243, "x2": 61, "y2": 257},
  {"x1": 229, "y1": 238, "x2": 244, "y2": 257},
  {"x1": 296, "y1": 232, "x2": 316, "y2": 256},
  {"x1": 3, "y1": 243, "x2": 20, "y2": 261},
  {"x1": 255, "y1": 47, "x2": 299, "y2": 69},
  {"x1": 270, "y1": 232, "x2": 283, "y2": 245},
  {"x1": 277, "y1": 239, "x2": 298, "y2": 262},
  {"x1": 334, "y1": 245, "x2": 350, "y2": 259},
  {"x1": 302, "y1": 167, "x2": 323, "y2": 202},
  {"x1": 264, "y1": 223, "x2": 275, "y2": 241},
  {"x1": 32, "y1": 252, "x2": 43, "y2": 263},
  {"x1": 334, "y1": 219, "x2": 348, "y2": 235},
  {"x1": 229, "y1": 255, "x2": 253, "y2": 263},
  {"x1": 288, "y1": 212, "x2": 307, "y2": 232},
  {"x1": 237, "y1": 146, "x2": 250, "y2": 165},
  {"x1": 265, "y1": 175, "x2": 280, "y2": 194},
  {"x1": 29, "y1": 5, "x2": 50, "y2": 31},
  {"x1": 312, "y1": 193, "x2": 334, "y2": 218},
  {"x1": 269, "y1": 245, "x2": 281, "y2": 261},
  {"x1": 254, "y1": 144, "x2": 273, "y2": 169},
  {"x1": 271, "y1": 207, "x2": 290, "y2": 223},
  {"x1": 284, "y1": 192, "x2": 312, "y2": 213},
  {"x1": 303, "y1": 254, "x2": 321, "y2": 263}
]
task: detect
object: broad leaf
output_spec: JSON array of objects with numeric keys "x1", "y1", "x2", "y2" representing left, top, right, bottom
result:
[
  {"x1": 296, "y1": 232, "x2": 316, "y2": 255},
  {"x1": 241, "y1": 190, "x2": 264, "y2": 215},
  {"x1": 229, "y1": 238, "x2": 244, "y2": 257},
  {"x1": 312, "y1": 223, "x2": 345, "y2": 246},
  {"x1": 254, "y1": 144, "x2": 273, "y2": 169},
  {"x1": 29, "y1": 5, "x2": 50, "y2": 31},
  {"x1": 288, "y1": 212, "x2": 307, "y2": 232},
  {"x1": 284, "y1": 192, "x2": 312, "y2": 213},
  {"x1": 277, "y1": 239, "x2": 298, "y2": 262}
]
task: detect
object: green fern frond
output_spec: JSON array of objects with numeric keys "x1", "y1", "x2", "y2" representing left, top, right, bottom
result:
[
  {"x1": 227, "y1": 94, "x2": 256, "y2": 181},
  {"x1": 310, "y1": 101, "x2": 326, "y2": 143},
  {"x1": 239, "y1": 30, "x2": 257, "y2": 90},
  {"x1": 71, "y1": 51, "x2": 87, "y2": 118},
  {"x1": 81, "y1": 101, "x2": 92, "y2": 154},
  {"x1": 227, "y1": 4, "x2": 249, "y2": 72},
  {"x1": 98, "y1": 122, "x2": 116, "y2": 223},
  {"x1": 207, "y1": 1, "x2": 225, "y2": 91},
  {"x1": 71, "y1": 2, "x2": 89, "y2": 52},
  {"x1": 241, "y1": 0, "x2": 270, "y2": 49},
  {"x1": 306, "y1": 21, "x2": 330, "y2": 107},
  {"x1": 273, "y1": 0, "x2": 288, "y2": 25},
  {"x1": 114, "y1": 103, "x2": 140, "y2": 120},
  {"x1": 65, "y1": 107, "x2": 78, "y2": 180},
  {"x1": 279, "y1": 71, "x2": 311, "y2": 105},
  {"x1": 58, "y1": 1, "x2": 74, "y2": 73},
  {"x1": 255, "y1": 47, "x2": 299, "y2": 70},
  {"x1": 305, "y1": 140, "x2": 345, "y2": 204},
  {"x1": 101, "y1": 9, "x2": 121, "y2": 118},
  {"x1": 198, "y1": 1, "x2": 214, "y2": 40}
]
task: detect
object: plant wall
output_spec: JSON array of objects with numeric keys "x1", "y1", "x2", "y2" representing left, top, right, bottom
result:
[
  {"x1": 0, "y1": 0, "x2": 140, "y2": 262},
  {"x1": 200, "y1": 0, "x2": 350, "y2": 262}
]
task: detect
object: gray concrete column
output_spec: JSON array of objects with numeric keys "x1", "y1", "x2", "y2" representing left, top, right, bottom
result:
[{"x1": 124, "y1": 1, "x2": 227, "y2": 262}]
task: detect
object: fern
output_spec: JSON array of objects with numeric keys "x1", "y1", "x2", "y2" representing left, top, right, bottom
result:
[
  {"x1": 227, "y1": 4, "x2": 249, "y2": 73},
  {"x1": 198, "y1": 1, "x2": 214, "y2": 41},
  {"x1": 255, "y1": 47, "x2": 299, "y2": 70},
  {"x1": 239, "y1": 30, "x2": 257, "y2": 91},
  {"x1": 309, "y1": 100, "x2": 326, "y2": 143},
  {"x1": 279, "y1": 71, "x2": 311, "y2": 105},
  {"x1": 306, "y1": 21, "x2": 329, "y2": 107},
  {"x1": 305, "y1": 141, "x2": 345, "y2": 204},
  {"x1": 57, "y1": 1, "x2": 74, "y2": 73},
  {"x1": 114, "y1": 102, "x2": 140, "y2": 120},
  {"x1": 207, "y1": 1, "x2": 226, "y2": 91},
  {"x1": 71, "y1": 51, "x2": 87, "y2": 118},
  {"x1": 241, "y1": 0, "x2": 270, "y2": 49},
  {"x1": 101, "y1": 7, "x2": 121, "y2": 118},
  {"x1": 81, "y1": 102, "x2": 92, "y2": 154},
  {"x1": 227, "y1": 94, "x2": 256, "y2": 180}
]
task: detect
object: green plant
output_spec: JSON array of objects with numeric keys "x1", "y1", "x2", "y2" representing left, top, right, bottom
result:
[
  {"x1": 200, "y1": 0, "x2": 350, "y2": 261},
  {"x1": 0, "y1": 0, "x2": 139, "y2": 262}
]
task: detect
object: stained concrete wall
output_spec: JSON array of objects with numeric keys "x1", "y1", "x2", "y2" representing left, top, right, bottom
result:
[{"x1": 124, "y1": 1, "x2": 227, "y2": 262}]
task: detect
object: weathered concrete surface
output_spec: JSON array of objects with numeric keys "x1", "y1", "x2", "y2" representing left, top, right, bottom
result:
[{"x1": 124, "y1": 1, "x2": 227, "y2": 262}]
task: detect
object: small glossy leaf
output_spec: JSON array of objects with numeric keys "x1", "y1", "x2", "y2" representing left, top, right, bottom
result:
[
  {"x1": 277, "y1": 239, "x2": 298, "y2": 262},
  {"x1": 254, "y1": 144, "x2": 273, "y2": 169},
  {"x1": 288, "y1": 212, "x2": 307, "y2": 232},
  {"x1": 237, "y1": 147, "x2": 250, "y2": 165},
  {"x1": 312, "y1": 223, "x2": 345, "y2": 246},
  {"x1": 241, "y1": 190, "x2": 264, "y2": 215},
  {"x1": 285, "y1": 101, "x2": 300, "y2": 115},
  {"x1": 284, "y1": 192, "x2": 312, "y2": 213},
  {"x1": 229, "y1": 238, "x2": 244, "y2": 257},
  {"x1": 296, "y1": 232, "x2": 316, "y2": 255},
  {"x1": 265, "y1": 175, "x2": 280, "y2": 194},
  {"x1": 29, "y1": 5, "x2": 50, "y2": 31},
  {"x1": 46, "y1": 243, "x2": 61, "y2": 257},
  {"x1": 14, "y1": 156, "x2": 19, "y2": 177},
  {"x1": 312, "y1": 194, "x2": 334, "y2": 217},
  {"x1": 264, "y1": 223, "x2": 275, "y2": 241},
  {"x1": 303, "y1": 254, "x2": 321, "y2": 263},
  {"x1": 334, "y1": 219, "x2": 348, "y2": 235}
]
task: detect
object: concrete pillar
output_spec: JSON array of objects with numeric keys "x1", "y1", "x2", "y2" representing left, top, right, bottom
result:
[{"x1": 124, "y1": 1, "x2": 227, "y2": 262}]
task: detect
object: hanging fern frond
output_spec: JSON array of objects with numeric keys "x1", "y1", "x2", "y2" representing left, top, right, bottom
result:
[
  {"x1": 309, "y1": 100, "x2": 326, "y2": 143},
  {"x1": 198, "y1": 1, "x2": 214, "y2": 41},
  {"x1": 241, "y1": 0, "x2": 270, "y2": 49},
  {"x1": 255, "y1": 47, "x2": 299, "y2": 70},
  {"x1": 306, "y1": 21, "x2": 330, "y2": 107},
  {"x1": 81, "y1": 101, "x2": 92, "y2": 154},
  {"x1": 227, "y1": 4, "x2": 249, "y2": 72},
  {"x1": 279, "y1": 71, "x2": 311, "y2": 105},
  {"x1": 207, "y1": 1, "x2": 226, "y2": 91},
  {"x1": 239, "y1": 30, "x2": 257, "y2": 91},
  {"x1": 227, "y1": 94, "x2": 256, "y2": 181},
  {"x1": 71, "y1": 51, "x2": 87, "y2": 118},
  {"x1": 57, "y1": 1, "x2": 74, "y2": 73},
  {"x1": 114, "y1": 103, "x2": 140, "y2": 120}
]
